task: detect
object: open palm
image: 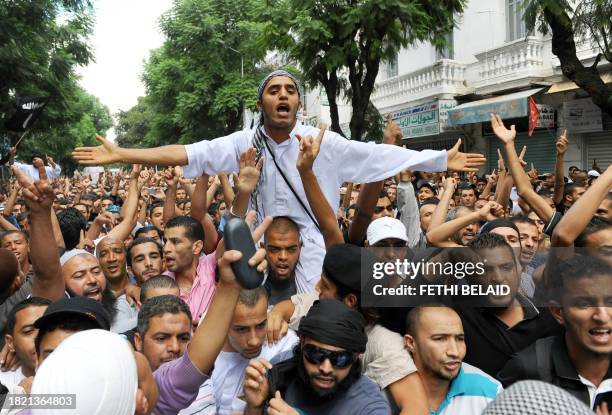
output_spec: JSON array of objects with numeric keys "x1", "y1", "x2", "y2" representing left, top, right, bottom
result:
[
  {"x1": 447, "y1": 138, "x2": 487, "y2": 172},
  {"x1": 72, "y1": 134, "x2": 121, "y2": 165},
  {"x1": 491, "y1": 114, "x2": 516, "y2": 144},
  {"x1": 237, "y1": 148, "x2": 263, "y2": 194}
]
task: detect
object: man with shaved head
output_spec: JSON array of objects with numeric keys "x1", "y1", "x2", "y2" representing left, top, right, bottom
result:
[
  {"x1": 404, "y1": 305, "x2": 502, "y2": 415},
  {"x1": 262, "y1": 216, "x2": 302, "y2": 305},
  {"x1": 97, "y1": 236, "x2": 135, "y2": 295}
]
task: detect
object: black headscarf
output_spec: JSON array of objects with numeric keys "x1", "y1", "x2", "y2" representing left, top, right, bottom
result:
[{"x1": 298, "y1": 299, "x2": 367, "y2": 353}]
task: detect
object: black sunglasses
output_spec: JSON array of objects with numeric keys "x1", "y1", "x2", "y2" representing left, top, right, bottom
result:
[{"x1": 303, "y1": 344, "x2": 355, "y2": 368}]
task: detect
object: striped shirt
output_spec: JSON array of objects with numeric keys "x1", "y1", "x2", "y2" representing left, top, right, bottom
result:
[{"x1": 434, "y1": 362, "x2": 503, "y2": 415}]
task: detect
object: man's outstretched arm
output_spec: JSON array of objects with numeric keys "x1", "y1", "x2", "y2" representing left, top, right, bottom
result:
[{"x1": 73, "y1": 134, "x2": 188, "y2": 166}]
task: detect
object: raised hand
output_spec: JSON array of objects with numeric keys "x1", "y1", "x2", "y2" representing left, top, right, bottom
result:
[
  {"x1": 488, "y1": 169, "x2": 498, "y2": 184},
  {"x1": 446, "y1": 138, "x2": 486, "y2": 172},
  {"x1": 237, "y1": 148, "x2": 263, "y2": 194},
  {"x1": 477, "y1": 201, "x2": 505, "y2": 221},
  {"x1": 556, "y1": 129, "x2": 568, "y2": 156},
  {"x1": 491, "y1": 113, "x2": 516, "y2": 144},
  {"x1": 164, "y1": 166, "x2": 178, "y2": 188},
  {"x1": 383, "y1": 113, "x2": 403, "y2": 145},
  {"x1": 72, "y1": 134, "x2": 122, "y2": 165},
  {"x1": 296, "y1": 125, "x2": 327, "y2": 173},
  {"x1": 11, "y1": 164, "x2": 54, "y2": 212}
]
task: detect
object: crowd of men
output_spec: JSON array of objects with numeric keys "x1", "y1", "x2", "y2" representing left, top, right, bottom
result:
[{"x1": 0, "y1": 70, "x2": 609, "y2": 414}]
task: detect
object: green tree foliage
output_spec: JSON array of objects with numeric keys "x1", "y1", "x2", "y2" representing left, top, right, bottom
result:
[
  {"x1": 257, "y1": 0, "x2": 467, "y2": 141},
  {"x1": 141, "y1": 0, "x2": 268, "y2": 146},
  {"x1": 524, "y1": 0, "x2": 612, "y2": 116},
  {"x1": 17, "y1": 88, "x2": 112, "y2": 172},
  {"x1": 115, "y1": 97, "x2": 153, "y2": 148},
  {"x1": 0, "y1": 0, "x2": 111, "y2": 171}
]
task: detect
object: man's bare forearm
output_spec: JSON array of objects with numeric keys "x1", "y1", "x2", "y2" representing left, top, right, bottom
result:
[
  {"x1": 426, "y1": 212, "x2": 480, "y2": 247},
  {"x1": 348, "y1": 181, "x2": 384, "y2": 244},
  {"x1": 50, "y1": 210, "x2": 65, "y2": 250},
  {"x1": 504, "y1": 142, "x2": 553, "y2": 221},
  {"x1": 30, "y1": 211, "x2": 64, "y2": 300},
  {"x1": 553, "y1": 154, "x2": 565, "y2": 205},
  {"x1": 163, "y1": 184, "x2": 177, "y2": 225},
  {"x1": 299, "y1": 169, "x2": 343, "y2": 247},
  {"x1": 219, "y1": 174, "x2": 235, "y2": 209},
  {"x1": 116, "y1": 145, "x2": 188, "y2": 166},
  {"x1": 188, "y1": 281, "x2": 241, "y2": 374},
  {"x1": 0, "y1": 215, "x2": 18, "y2": 231},
  {"x1": 552, "y1": 168, "x2": 612, "y2": 246}
]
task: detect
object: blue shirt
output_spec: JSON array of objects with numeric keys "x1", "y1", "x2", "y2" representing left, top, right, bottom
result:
[{"x1": 433, "y1": 362, "x2": 502, "y2": 415}]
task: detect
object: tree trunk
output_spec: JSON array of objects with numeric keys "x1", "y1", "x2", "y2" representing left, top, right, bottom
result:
[
  {"x1": 320, "y1": 71, "x2": 345, "y2": 137},
  {"x1": 348, "y1": 54, "x2": 380, "y2": 141},
  {"x1": 544, "y1": 7, "x2": 612, "y2": 117}
]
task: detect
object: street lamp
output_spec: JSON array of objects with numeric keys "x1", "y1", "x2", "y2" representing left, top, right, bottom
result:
[{"x1": 219, "y1": 40, "x2": 247, "y2": 127}]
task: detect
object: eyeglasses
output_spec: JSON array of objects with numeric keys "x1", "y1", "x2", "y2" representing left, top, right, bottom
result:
[{"x1": 303, "y1": 344, "x2": 355, "y2": 368}]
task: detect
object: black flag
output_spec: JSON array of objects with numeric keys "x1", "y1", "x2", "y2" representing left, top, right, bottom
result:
[{"x1": 5, "y1": 95, "x2": 49, "y2": 132}]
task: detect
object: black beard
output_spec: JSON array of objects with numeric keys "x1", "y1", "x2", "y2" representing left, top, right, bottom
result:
[
  {"x1": 101, "y1": 287, "x2": 118, "y2": 322},
  {"x1": 66, "y1": 286, "x2": 117, "y2": 323},
  {"x1": 294, "y1": 346, "x2": 361, "y2": 403}
]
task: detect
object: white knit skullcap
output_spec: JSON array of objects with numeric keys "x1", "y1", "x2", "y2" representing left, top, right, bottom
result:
[{"x1": 31, "y1": 329, "x2": 137, "y2": 414}]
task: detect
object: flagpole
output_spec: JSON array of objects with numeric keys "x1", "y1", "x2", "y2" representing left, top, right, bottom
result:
[{"x1": 14, "y1": 131, "x2": 29, "y2": 148}]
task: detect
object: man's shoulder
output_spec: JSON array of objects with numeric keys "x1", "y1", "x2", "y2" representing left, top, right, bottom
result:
[
  {"x1": 451, "y1": 362, "x2": 502, "y2": 397},
  {"x1": 342, "y1": 375, "x2": 388, "y2": 406}
]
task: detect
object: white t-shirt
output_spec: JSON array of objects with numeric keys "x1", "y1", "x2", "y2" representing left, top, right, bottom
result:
[
  {"x1": 211, "y1": 330, "x2": 298, "y2": 415},
  {"x1": 0, "y1": 368, "x2": 26, "y2": 389},
  {"x1": 579, "y1": 375, "x2": 612, "y2": 409}
]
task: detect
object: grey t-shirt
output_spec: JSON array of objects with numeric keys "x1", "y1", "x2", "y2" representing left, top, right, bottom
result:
[{"x1": 283, "y1": 374, "x2": 391, "y2": 415}]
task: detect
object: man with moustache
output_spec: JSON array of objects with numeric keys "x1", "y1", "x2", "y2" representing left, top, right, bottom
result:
[
  {"x1": 262, "y1": 217, "x2": 302, "y2": 305},
  {"x1": 498, "y1": 256, "x2": 612, "y2": 410},
  {"x1": 74, "y1": 70, "x2": 486, "y2": 293},
  {"x1": 163, "y1": 216, "x2": 216, "y2": 323},
  {"x1": 60, "y1": 249, "x2": 137, "y2": 333},
  {"x1": 243, "y1": 299, "x2": 390, "y2": 415},
  {"x1": 404, "y1": 305, "x2": 502, "y2": 414},
  {"x1": 128, "y1": 237, "x2": 164, "y2": 284}
]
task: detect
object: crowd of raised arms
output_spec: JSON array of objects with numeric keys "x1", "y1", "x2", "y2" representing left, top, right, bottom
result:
[{"x1": 0, "y1": 70, "x2": 609, "y2": 415}]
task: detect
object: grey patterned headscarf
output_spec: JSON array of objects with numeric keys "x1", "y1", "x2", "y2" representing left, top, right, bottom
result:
[
  {"x1": 250, "y1": 71, "x2": 300, "y2": 227},
  {"x1": 483, "y1": 380, "x2": 593, "y2": 415}
]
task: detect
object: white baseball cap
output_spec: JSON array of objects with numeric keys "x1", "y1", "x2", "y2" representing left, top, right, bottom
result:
[
  {"x1": 587, "y1": 169, "x2": 600, "y2": 177},
  {"x1": 367, "y1": 217, "x2": 409, "y2": 246}
]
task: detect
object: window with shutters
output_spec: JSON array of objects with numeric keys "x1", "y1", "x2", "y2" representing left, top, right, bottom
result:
[{"x1": 507, "y1": 0, "x2": 527, "y2": 41}]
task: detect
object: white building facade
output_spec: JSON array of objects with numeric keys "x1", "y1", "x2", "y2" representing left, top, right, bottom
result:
[{"x1": 312, "y1": 0, "x2": 612, "y2": 173}]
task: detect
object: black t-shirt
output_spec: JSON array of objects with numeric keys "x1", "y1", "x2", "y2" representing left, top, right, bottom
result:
[
  {"x1": 264, "y1": 275, "x2": 297, "y2": 306},
  {"x1": 456, "y1": 294, "x2": 563, "y2": 377}
]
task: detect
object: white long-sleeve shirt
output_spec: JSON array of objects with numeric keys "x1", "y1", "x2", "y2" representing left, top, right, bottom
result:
[
  {"x1": 13, "y1": 161, "x2": 61, "y2": 180},
  {"x1": 183, "y1": 122, "x2": 447, "y2": 292}
]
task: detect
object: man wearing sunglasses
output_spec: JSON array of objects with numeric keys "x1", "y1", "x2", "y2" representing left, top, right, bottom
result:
[{"x1": 243, "y1": 299, "x2": 390, "y2": 414}]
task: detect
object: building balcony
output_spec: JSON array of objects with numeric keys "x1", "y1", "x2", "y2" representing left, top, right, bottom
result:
[
  {"x1": 469, "y1": 36, "x2": 553, "y2": 94},
  {"x1": 371, "y1": 59, "x2": 469, "y2": 111}
]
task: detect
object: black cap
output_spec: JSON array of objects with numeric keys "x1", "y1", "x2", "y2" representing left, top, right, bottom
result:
[
  {"x1": 34, "y1": 296, "x2": 111, "y2": 331},
  {"x1": 322, "y1": 244, "x2": 380, "y2": 294}
]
